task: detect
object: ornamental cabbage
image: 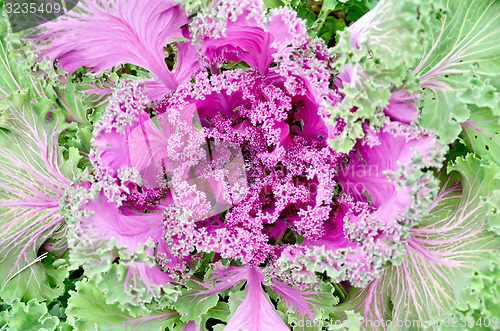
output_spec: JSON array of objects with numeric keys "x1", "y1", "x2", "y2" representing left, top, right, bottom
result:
[{"x1": 0, "y1": 0, "x2": 498, "y2": 330}]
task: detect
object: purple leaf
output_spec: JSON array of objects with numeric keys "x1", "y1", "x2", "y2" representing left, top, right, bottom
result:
[
  {"x1": 224, "y1": 267, "x2": 289, "y2": 331},
  {"x1": 33, "y1": 0, "x2": 191, "y2": 95}
]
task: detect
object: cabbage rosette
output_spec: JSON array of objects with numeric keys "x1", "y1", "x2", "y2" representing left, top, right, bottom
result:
[{"x1": 0, "y1": 0, "x2": 498, "y2": 330}]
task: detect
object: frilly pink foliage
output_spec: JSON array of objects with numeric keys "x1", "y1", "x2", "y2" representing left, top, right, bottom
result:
[
  {"x1": 78, "y1": 193, "x2": 174, "y2": 285},
  {"x1": 44, "y1": 0, "x2": 444, "y2": 326},
  {"x1": 33, "y1": 0, "x2": 197, "y2": 97}
]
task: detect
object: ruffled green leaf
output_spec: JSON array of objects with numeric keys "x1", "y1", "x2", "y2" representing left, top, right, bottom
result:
[
  {"x1": 335, "y1": 155, "x2": 500, "y2": 328},
  {"x1": 416, "y1": 0, "x2": 500, "y2": 142},
  {"x1": 0, "y1": 92, "x2": 78, "y2": 303},
  {"x1": 331, "y1": 0, "x2": 500, "y2": 149},
  {"x1": 52, "y1": 80, "x2": 91, "y2": 125},
  {"x1": 0, "y1": 310, "x2": 8, "y2": 330},
  {"x1": 0, "y1": 32, "x2": 42, "y2": 102},
  {"x1": 341, "y1": 0, "x2": 379, "y2": 22},
  {"x1": 485, "y1": 189, "x2": 500, "y2": 236},
  {"x1": 174, "y1": 279, "x2": 240, "y2": 325},
  {"x1": 0, "y1": 11, "x2": 56, "y2": 103},
  {"x1": 66, "y1": 279, "x2": 182, "y2": 331},
  {"x1": 173, "y1": 265, "x2": 248, "y2": 325},
  {"x1": 6, "y1": 299, "x2": 60, "y2": 331},
  {"x1": 267, "y1": 280, "x2": 338, "y2": 331},
  {"x1": 461, "y1": 106, "x2": 500, "y2": 167},
  {"x1": 62, "y1": 218, "x2": 179, "y2": 315},
  {"x1": 200, "y1": 301, "x2": 230, "y2": 331},
  {"x1": 328, "y1": 0, "x2": 429, "y2": 151}
]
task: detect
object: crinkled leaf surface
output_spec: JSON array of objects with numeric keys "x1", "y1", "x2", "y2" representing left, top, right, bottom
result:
[
  {"x1": 0, "y1": 23, "x2": 47, "y2": 102},
  {"x1": 66, "y1": 279, "x2": 182, "y2": 331},
  {"x1": 331, "y1": 0, "x2": 500, "y2": 149},
  {"x1": 328, "y1": 0, "x2": 427, "y2": 152},
  {"x1": 6, "y1": 299, "x2": 60, "y2": 331},
  {"x1": 334, "y1": 155, "x2": 500, "y2": 328},
  {"x1": 173, "y1": 266, "x2": 248, "y2": 324},
  {"x1": 461, "y1": 106, "x2": 500, "y2": 167},
  {"x1": 0, "y1": 92, "x2": 78, "y2": 303},
  {"x1": 416, "y1": 0, "x2": 500, "y2": 142},
  {"x1": 269, "y1": 279, "x2": 338, "y2": 330}
]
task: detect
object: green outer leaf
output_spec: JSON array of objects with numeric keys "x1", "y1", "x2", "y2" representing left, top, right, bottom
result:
[
  {"x1": 1, "y1": 11, "x2": 98, "y2": 127},
  {"x1": 6, "y1": 299, "x2": 59, "y2": 331},
  {"x1": 0, "y1": 35, "x2": 24, "y2": 100},
  {"x1": 342, "y1": 0, "x2": 379, "y2": 22},
  {"x1": 266, "y1": 280, "x2": 338, "y2": 330},
  {"x1": 0, "y1": 92, "x2": 78, "y2": 303},
  {"x1": 173, "y1": 280, "x2": 228, "y2": 325},
  {"x1": 0, "y1": 310, "x2": 8, "y2": 330},
  {"x1": 317, "y1": 16, "x2": 346, "y2": 44},
  {"x1": 334, "y1": 155, "x2": 500, "y2": 329},
  {"x1": 332, "y1": 0, "x2": 500, "y2": 150},
  {"x1": 314, "y1": 0, "x2": 338, "y2": 33},
  {"x1": 56, "y1": 322, "x2": 73, "y2": 331},
  {"x1": 415, "y1": 0, "x2": 500, "y2": 143},
  {"x1": 66, "y1": 279, "x2": 181, "y2": 331},
  {"x1": 264, "y1": 0, "x2": 284, "y2": 8},
  {"x1": 329, "y1": 310, "x2": 364, "y2": 330},
  {"x1": 327, "y1": 0, "x2": 427, "y2": 152},
  {"x1": 201, "y1": 301, "x2": 230, "y2": 331},
  {"x1": 415, "y1": 0, "x2": 500, "y2": 90},
  {"x1": 485, "y1": 189, "x2": 500, "y2": 236},
  {"x1": 1, "y1": 253, "x2": 69, "y2": 308},
  {"x1": 0, "y1": 33, "x2": 37, "y2": 101},
  {"x1": 419, "y1": 89, "x2": 468, "y2": 142},
  {"x1": 53, "y1": 81, "x2": 91, "y2": 125},
  {"x1": 0, "y1": 14, "x2": 53, "y2": 103},
  {"x1": 461, "y1": 106, "x2": 500, "y2": 167}
]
